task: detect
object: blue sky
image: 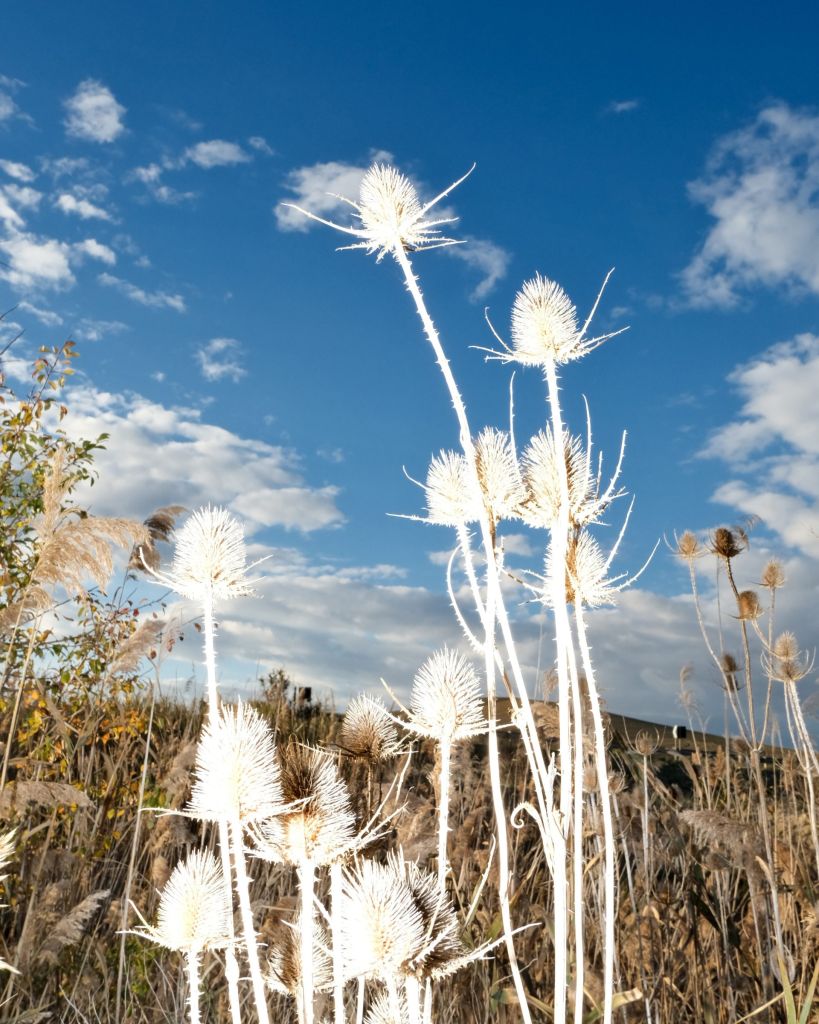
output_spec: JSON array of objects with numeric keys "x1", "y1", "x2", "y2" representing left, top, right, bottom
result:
[{"x1": 2, "y1": 2, "x2": 819, "y2": 733}]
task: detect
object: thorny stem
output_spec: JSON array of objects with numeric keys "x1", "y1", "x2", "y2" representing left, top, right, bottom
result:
[
  {"x1": 298, "y1": 858, "x2": 316, "y2": 1024},
  {"x1": 393, "y1": 243, "x2": 539, "y2": 1022},
  {"x1": 186, "y1": 950, "x2": 202, "y2": 1024},
  {"x1": 436, "y1": 738, "x2": 452, "y2": 894},
  {"x1": 330, "y1": 861, "x2": 345, "y2": 1024},
  {"x1": 229, "y1": 816, "x2": 271, "y2": 1024},
  {"x1": 574, "y1": 603, "x2": 615, "y2": 1024}
]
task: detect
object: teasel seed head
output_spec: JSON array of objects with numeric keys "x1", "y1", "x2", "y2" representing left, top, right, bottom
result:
[
  {"x1": 424, "y1": 450, "x2": 479, "y2": 526},
  {"x1": 761, "y1": 559, "x2": 786, "y2": 590},
  {"x1": 137, "y1": 849, "x2": 232, "y2": 954},
  {"x1": 187, "y1": 700, "x2": 283, "y2": 825},
  {"x1": 341, "y1": 694, "x2": 401, "y2": 763},
  {"x1": 676, "y1": 530, "x2": 702, "y2": 562},
  {"x1": 765, "y1": 631, "x2": 813, "y2": 685},
  {"x1": 736, "y1": 589, "x2": 762, "y2": 621},
  {"x1": 510, "y1": 274, "x2": 583, "y2": 365},
  {"x1": 407, "y1": 647, "x2": 485, "y2": 744},
  {"x1": 145, "y1": 505, "x2": 255, "y2": 602},
  {"x1": 252, "y1": 740, "x2": 357, "y2": 866},
  {"x1": 720, "y1": 652, "x2": 742, "y2": 692},
  {"x1": 519, "y1": 428, "x2": 595, "y2": 528},
  {"x1": 473, "y1": 427, "x2": 525, "y2": 523},
  {"x1": 709, "y1": 526, "x2": 746, "y2": 561},
  {"x1": 266, "y1": 913, "x2": 333, "y2": 996}
]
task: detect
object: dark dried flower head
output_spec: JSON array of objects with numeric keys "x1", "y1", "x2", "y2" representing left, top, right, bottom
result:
[
  {"x1": 634, "y1": 730, "x2": 660, "y2": 757},
  {"x1": 720, "y1": 653, "x2": 742, "y2": 692},
  {"x1": 710, "y1": 527, "x2": 746, "y2": 561},
  {"x1": 266, "y1": 913, "x2": 332, "y2": 996},
  {"x1": 341, "y1": 695, "x2": 401, "y2": 762},
  {"x1": 130, "y1": 505, "x2": 187, "y2": 572},
  {"x1": 736, "y1": 590, "x2": 762, "y2": 621},
  {"x1": 760, "y1": 559, "x2": 786, "y2": 590}
]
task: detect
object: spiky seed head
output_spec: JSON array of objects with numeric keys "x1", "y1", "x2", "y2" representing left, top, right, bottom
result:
[
  {"x1": 266, "y1": 913, "x2": 333, "y2": 996},
  {"x1": 252, "y1": 741, "x2": 356, "y2": 866},
  {"x1": 399, "y1": 858, "x2": 464, "y2": 977},
  {"x1": 340, "y1": 858, "x2": 426, "y2": 981},
  {"x1": 341, "y1": 694, "x2": 401, "y2": 762},
  {"x1": 761, "y1": 559, "x2": 786, "y2": 590},
  {"x1": 710, "y1": 526, "x2": 745, "y2": 561},
  {"x1": 510, "y1": 274, "x2": 582, "y2": 365},
  {"x1": 676, "y1": 531, "x2": 702, "y2": 562},
  {"x1": 408, "y1": 647, "x2": 484, "y2": 743},
  {"x1": 140, "y1": 850, "x2": 232, "y2": 953},
  {"x1": 424, "y1": 450, "x2": 479, "y2": 526},
  {"x1": 473, "y1": 427, "x2": 525, "y2": 523},
  {"x1": 737, "y1": 590, "x2": 762, "y2": 621},
  {"x1": 519, "y1": 428, "x2": 594, "y2": 528},
  {"x1": 774, "y1": 632, "x2": 799, "y2": 662},
  {"x1": 547, "y1": 531, "x2": 614, "y2": 607},
  {"x1": 364, "y1": 991, "x2": 410, "y2": 1024},
  {"x1": 357, "y1": 165, "x2": 429, "y2": 259},
  {"x1": 720, "y1": 652, "x2": 742, "y2": 691},
  {"x1": 150, "y1": 505, "x2": 254, "y2": 601},
  {"x1": 187, "y1": 700, "x2": 282, "y2": 824}
]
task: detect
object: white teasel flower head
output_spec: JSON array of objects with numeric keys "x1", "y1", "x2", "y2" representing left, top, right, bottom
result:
[
  {"x1": 251, "y1": 740, "x2": 357, "y2": 866},
  {"x1": 408, "y1": 647, "x2": 485, "y2": 744},
  {"x1": 763, "y1": 631, "x2": 814, "y2": 685},
  {"x1": 544, "y1": 530, "x2": 624, "y2": 608},
  {"x1": 519, "y1": 428, "x2": 595, "y2": 528},
  {"x1": 511, "y1": 274, "x2": 583, "y2": 365},
  {"x1": 364, "y1": 991, "x2": 410, "y2": 1024},
  {"x1": 145, "y1": 505, "x2": 256, "y2": 601},
  {"x1": 187, "y1": 700, "x2": 283, "y2": 824},
  {"x1": 283, "y1": 162, "x2": 473, "y2": 261},
  {"x1": 137, "y1": 849, "x2": 232, "y2": 954},
  {"x1": 423, "y1": 450, "x2": 479, "y2": 526},
  {"x1": 340, "y1": 854, "x2": 465, "y2": 983},
  {"x1": 474, "y1": 427, "x2": 526, "y2": 523},
  {"x1": 265, "y1": 912, "x2": 333, "y2": 996},
  {"x1": 341, "y1": 694, "x2": 401, "y2": 762}
]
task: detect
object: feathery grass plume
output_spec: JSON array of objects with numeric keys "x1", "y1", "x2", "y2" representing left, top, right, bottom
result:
[
  {"x1": 107, "y1": 613, "x2": 165, "y2": 676},
  {"x1": 423, "y1": 450, "x2": 478, "y2": 526},
  {"x1": 188, "y1": 699, "x2": 282, "y2": 825},
  {"x1": 473, "y1": 427, "x2": 525, "y2": 523},
  {"x1": 132, "y1": 850, "x2": 232, "y2": 1024},
  {"x1": 36, "y1": 889, "x2": 110, "y2": 967},
  {"x1": 284, "y1": 162, "x2": 471, "y2": 260},
  {"x1": 144, "y1": 505, "x2": 255, "y2": 602},
  {"x1": 341, "y1": 695, "x2": 401, "y2": 763},
  {"x1": 129, "y1": 504, "x2": 187, "y2": 572},
  {"x1": 0, "y1": 829, "x2": 18, "y2": 973}
]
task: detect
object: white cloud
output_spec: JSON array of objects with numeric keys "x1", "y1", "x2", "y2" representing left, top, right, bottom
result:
[
  {"x1": 447, "y1": 236, "x2": 511, "y2": 301},
  {"x1": 605, "y1": 99, "x2": 640, "y2": 115},
  {"x1": 18, "y1": 301, "x2": 63, "y2": 326},
  {"x1": 73, "y1": 238, "x2": 116, "y2": 265},
  {"x1": 63, "y1": 79, "x2": 126, "y2": 143},
  {"x1": 681, "y1": 103, "x2": 819, "y2": 307},
  {"x1": 248, "y1": 136, "x2": 273, "y2": 155},
  {"x1": 56, "y1": 192, "x2": 112, "y2": 221},
  {"x1": 277, "y1": 153, "x2": 509, "y2": 296},
  {"x1": 128, "y1": 163, "x2": 196, "y2": 204},
  {"x1": 4, "y1": 184, "x2": 41, "y2": 210},
  {"x1": 0, "y1": 192, "x2": 24, "y2": 229},
  {"x1": 184, "y1": 140, "x2": 250, "y2": 169},
  {"x1": 0, "y1": 160, "x2": 35, "y2": 182},
  {"x1": 196, "y1": 337, "x2": 246, "y2": 382},
  {"x1": 61, "y1": 384, "x2": 344, "y2": 534},
  {"x1": 0, "y1": 92, "x2": 17, "y2": 121},
  {"x1": 71, "y1": 318, "x2": 128, "y2": 342},
  {"x1": 0, "y1": 232, "x2": 74, "y2": 290},
  {"x1": 98, "y1": 272, "x2": 186, "y2": 312},
  {"x1": 700, "y1": 333, "x2": 819, "y2": 558}
]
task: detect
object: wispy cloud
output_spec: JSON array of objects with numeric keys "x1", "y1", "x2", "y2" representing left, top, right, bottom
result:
[
  {"x1": 18, "y1": 300, "x2": 63, "y2": 327},
  {"x1": 62, "y1": 383, "x2": 344, "y2": 533},
  {"x1": 196, "y1": 337, "x2": 246, "y2": 382},
  {"x1": 277, "y1": 153, "x2": 510, "y2": 297},
  {"x1": 248, "y1": 135, "x2": 273, "y2": 155},
  {"x1": 71, "y1": 318, "x2": 128, "y2": 341},
  {"x1": 0, "y1": 159, "x2": 35, "y2": 182},
  {"x1": 605, "y1": 99, "x2": 641, "y2": 115},
  {"x1": 73, "y1": 238, "x2": 116, "y2": 265},
  {"x1": 63, "y1": 79, "x2": 126, "y2": 143},
  {"x1": 98, "y1": 271, "x2": 186, "y2": 312},
  {"x1": 184, "y1": 139, "x2": 250, "y2": 168},
  {"x1": 700, "y1": 332, "x2": 819, "y2": 558},
  {"x1": 680, "y1": 102, "x2": 819, "y2": 307},
  {"x1": 55, "y1": 192, "x2": 112, "y2": 221}
]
